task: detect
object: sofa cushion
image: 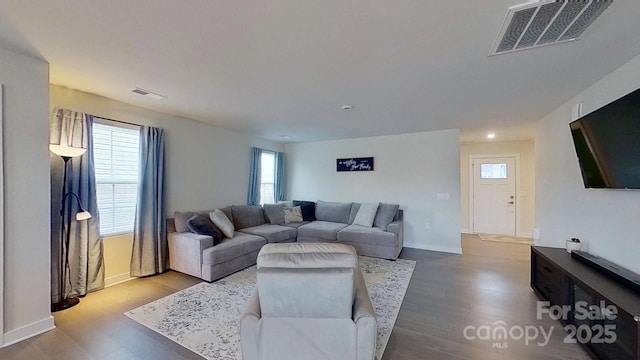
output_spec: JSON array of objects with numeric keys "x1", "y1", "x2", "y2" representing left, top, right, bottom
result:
[
  {"x1": 174, "y1": 211, "x2": 196, "y2": 233},
  {"x1": 315, "y1": 201, "x2": 352, "y2": 223},
  {"x1": 284, "y1": 206, "x2": 303, "y2": 223},
  {"x1": 239, "y1": 224, "x2": 298, "y2": 243},
  {"x1": 187, "y1": 214, "x2": 222, "y2": 244},
  {"x1": 263, "y1": 203, "x2": 286, "y2": 225},
  {"x1": 282, "y1": 221, "x2": 310, "y2": 229},
  {"x1": 352, "y1": 203, "x2": 379, "y2": 228},
  {"x1": 293, "y1": 200, "x2": 316, "y2": 221},
  {"x1": 220, "y1": 206, "x2": 234, "y2": 225},
  {"x1": 202, "y1": 232, "x2": 266, "y2": 266},
  {"x1": 374, "y1": 203, "x2": 400, "y2": 230},
  {"x1": 337, "y1": 225, "x2": 399, "y2": 247},
  {"x1": 231, "y1": 205, "x2": 266, "y2": 229},
  {"x1": 298, "y1": 221, "x2": 349, "y2": 241},
  {"x1": 348, "y1": 203, "x2": 361, "y2": 224},
  {"x1": 210, "y1": 209, "x2": 235, "y2": 239}
]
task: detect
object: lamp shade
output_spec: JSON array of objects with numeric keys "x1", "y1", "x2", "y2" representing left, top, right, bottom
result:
[
  {"x1": 75, "y1": 211, "x2": 92, "y2": 221},
  {"x1": 50, "y1": 144, "x2": 86, "y2": 158}
]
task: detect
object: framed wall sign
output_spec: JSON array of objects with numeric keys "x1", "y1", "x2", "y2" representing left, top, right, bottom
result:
[{"x1": 337, "y1": 157, "x2": 374, "y2": 172}]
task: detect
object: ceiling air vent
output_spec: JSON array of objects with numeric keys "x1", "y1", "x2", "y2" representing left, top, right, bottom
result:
[
  {"x1": 131, "y1": 87, "x2": 167, "y2": 100},
  {"x1": 489, "y1": 0, "x2": 612, "y2": 56}
]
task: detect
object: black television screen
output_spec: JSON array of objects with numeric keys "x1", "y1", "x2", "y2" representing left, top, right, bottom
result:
[{"x1": 570, "y1": 87, "x2": 640, "y2": 189}]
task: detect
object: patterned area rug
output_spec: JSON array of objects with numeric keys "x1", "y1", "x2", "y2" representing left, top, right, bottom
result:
[
  {"x1": 478, "y1": 233, "x2": 534, "y2": 245},
  {"x1": 125, "y1": 256, "x2": 415, "y2": 360}
]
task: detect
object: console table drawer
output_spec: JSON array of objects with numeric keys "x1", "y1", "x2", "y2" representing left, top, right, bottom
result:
[
  {"x1": 535, "y1": 255, "x2": 564, "y2": 287},
  {"x1": 535, "y1": 272, "x2": 563, "y2": 306}
]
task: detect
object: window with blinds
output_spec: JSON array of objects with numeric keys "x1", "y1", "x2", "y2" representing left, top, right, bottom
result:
[
  {"x1": 93, "y1": 122, "x2": 140, "y2": 236},
  {"x1": 259, "y1": 151, "x2": 275, "y2": 205}
]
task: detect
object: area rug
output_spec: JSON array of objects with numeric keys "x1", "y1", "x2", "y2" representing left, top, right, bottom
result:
[
  {"x1": 478, "y1": 233, "x2": 534, "y2": 245},
  {"x1": 125, "y1": 256, "x2": 415, "y2": 360}
]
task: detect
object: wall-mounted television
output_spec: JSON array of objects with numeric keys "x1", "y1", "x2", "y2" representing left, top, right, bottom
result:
[{"x1": 570, "y1": 87, "x2": 640, "y2": 189}]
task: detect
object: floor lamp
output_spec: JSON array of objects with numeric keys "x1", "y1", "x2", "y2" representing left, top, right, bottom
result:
[{"x1": 50, "y1": 144, "x2": 92, "y2": 312}]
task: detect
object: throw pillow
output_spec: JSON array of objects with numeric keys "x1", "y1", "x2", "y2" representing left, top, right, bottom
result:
[
  {"x1": 187, "y1": 215, "x2": 222, "y2": 244},
  {"x1": 292, "y1": 200, "x2": 316, "y2": 221},
  {"x1": 174, "y1": 211, "x2": 196, "y2": 233},
  {"x1": 283, "y1": 206, "x2": 304, "y2": 224},
  {"x1": 373, "y1": 203, "x2": 400, "y2": 230},
  {"x1": 263, "y1": 203, "x2": 286, "y2": 225},
  {"x1": 209, "y1": 209, "x2": 235, "y2": 239},
  {"x1": 352, "y1": 202, "x2": 379, "y2": 227}
]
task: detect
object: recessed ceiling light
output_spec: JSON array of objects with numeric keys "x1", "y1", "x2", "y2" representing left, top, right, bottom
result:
[
  {"x1": 487, "y1": 133, "x2": 496, "y2": 139},
  {"x1": 280, "y1": 135, "x2": 291, "y2": 139},
  {"x1": 341, "y1": 105, "x2": 353, "y2": 111}
]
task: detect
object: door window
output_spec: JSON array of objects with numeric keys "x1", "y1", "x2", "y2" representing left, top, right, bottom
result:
[{"x1": 480, "y1": 163, "x2": 507, "y2": 179}]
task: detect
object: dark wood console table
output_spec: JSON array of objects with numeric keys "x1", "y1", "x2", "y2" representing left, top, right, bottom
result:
[{"x1": 531, "y1": 246, "x2": 640, "y2": 359}]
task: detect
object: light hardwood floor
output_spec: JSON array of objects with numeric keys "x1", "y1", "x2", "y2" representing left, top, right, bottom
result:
[{"x1": 0, "y1": 234, "x2": 590, "y2": 360}]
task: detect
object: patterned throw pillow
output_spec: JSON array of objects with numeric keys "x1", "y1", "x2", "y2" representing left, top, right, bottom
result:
[{"x1": 283, "y1": 206, "x2": 304, "y2": 224}]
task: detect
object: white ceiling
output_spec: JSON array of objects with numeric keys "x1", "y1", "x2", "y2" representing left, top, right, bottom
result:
[{"x1": 1, "y1": 1, "x2": 640, "y2": 143}]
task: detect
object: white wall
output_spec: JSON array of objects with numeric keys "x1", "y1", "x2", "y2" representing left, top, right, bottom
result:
[
  {"x1": 285, "y1": 130, "x2": 461, "y2": 254},
  {"x1": 0, "y1": 48, "x2": 54, "y2": 346},
  {"x1": 535, "y1": 53, "x2": 640, "y2": 274},
  {"x1": 460, "y1": 140, "x2": 535, "y2": 237}
]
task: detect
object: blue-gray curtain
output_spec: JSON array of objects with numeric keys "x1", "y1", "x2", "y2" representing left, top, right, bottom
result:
[
  {"x1": 50, "y1": 109, "x2": 104, "y2": 302},
  {"x1": 274, "y1": 151, "x2": 285, "y2": 202},
  {"x1": 247, "y1": 147, "x2": 262, "y2": 205},
  {"x1": 131, "y1": 126, "x2": 167, "y2": 277}
]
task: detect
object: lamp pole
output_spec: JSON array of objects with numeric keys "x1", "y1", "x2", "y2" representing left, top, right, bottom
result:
[
  {"x1": 52, "y1": 156, "x2": 81, "y2": 312},
  {"x1": 50, "y1": 145, "x2": 91, "y2": 312}
]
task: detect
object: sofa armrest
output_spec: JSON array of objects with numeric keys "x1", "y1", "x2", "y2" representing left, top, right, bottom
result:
[
  {"x1": 353, "y1": 268, "x2": 376, "y2": 360},
  {"x1": 167, "y1": 232, "x2": 214, "y2": 278},
  {"x1": 387, "y1": 219, "x2": 403, "y2": 247},
  {"x1": 241, "y1": 288, "x2": 261, "y2": 360}
]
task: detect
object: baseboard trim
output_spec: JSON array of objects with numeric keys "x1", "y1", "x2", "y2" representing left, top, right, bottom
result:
[
  {"x1": 461, "y1": 228, "x2": 472, "y2": 234},
  {"x1": 405, "y1": 243, "x2": 463, "y2": 255},
  {"x1": 105, "y1": 273, "x2": 133, "y2": 287},
  {"x1": 2, "y1": 316, "x2": 55, "y2": 347},
  {"x1": 517, "y1": 231, "x2": 533, "y2": 238}
]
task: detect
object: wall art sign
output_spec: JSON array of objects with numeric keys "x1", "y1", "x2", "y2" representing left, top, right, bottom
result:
[{"x1": 337, "y1": 157, "x2": 374, "y2": 172}]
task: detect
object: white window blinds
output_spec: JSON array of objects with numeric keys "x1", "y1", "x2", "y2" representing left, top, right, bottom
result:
[
  {"x1": 259, "y1": 151, "x2": 275, "y2": 205},
  {"x1": 93, "y1": 122, "x2": 140, "y2": 236}
]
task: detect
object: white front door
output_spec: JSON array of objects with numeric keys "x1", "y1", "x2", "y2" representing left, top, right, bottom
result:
[{"x1": 472, "y1": 157, "x2": 516, "y2": 235}]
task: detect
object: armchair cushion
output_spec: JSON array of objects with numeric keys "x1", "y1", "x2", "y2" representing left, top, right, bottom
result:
[{"x1": 242, "y1": 243, "x2": 376, "y2": 360}]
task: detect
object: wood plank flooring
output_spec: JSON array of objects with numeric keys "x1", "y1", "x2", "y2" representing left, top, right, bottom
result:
[{"x1": 0, "y1": 234, "x2": 590, "y2": 359}]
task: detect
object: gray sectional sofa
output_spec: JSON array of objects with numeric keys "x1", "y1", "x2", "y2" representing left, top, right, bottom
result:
[{"x1": 167, "y1": 200, "x2": 403, "y2": 282}]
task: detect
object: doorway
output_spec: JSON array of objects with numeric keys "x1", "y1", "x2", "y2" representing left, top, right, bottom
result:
[{"x1": 470, "y1": 155, "x2": 518, "y2": 236}]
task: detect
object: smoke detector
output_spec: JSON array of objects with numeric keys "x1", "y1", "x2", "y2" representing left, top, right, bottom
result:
[{"x1": 489, "y1": 0, "x2": 613, "y2": 56}]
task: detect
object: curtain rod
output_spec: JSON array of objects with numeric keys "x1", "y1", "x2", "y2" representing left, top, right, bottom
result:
[{"x1": 94, "y1": 116, "x2": 141, "y2": 127}]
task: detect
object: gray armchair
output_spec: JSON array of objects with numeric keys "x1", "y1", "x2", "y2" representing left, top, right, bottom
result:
[{"x1": 241, "y1": 243, "x2": 377, "y2": 360}]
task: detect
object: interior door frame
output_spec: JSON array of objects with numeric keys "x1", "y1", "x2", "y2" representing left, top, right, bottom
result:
[{"x1": 469, "y1": 153, "x2": 521, "y2": 236}]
